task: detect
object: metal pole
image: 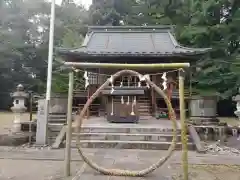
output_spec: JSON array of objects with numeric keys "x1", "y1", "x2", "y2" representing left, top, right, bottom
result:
[
  {"x1": 65, "y1": 71, "x2": 74, "y2": 177},
  {"x1": 179, "y1": 69, "x2": 188, "y2": 180},
  {"x1": 29, "y1": 91, "x2": 33, "y2": 146},
  {"x1": 29, "y1": 92, "x2": 33, "y2": 122},
  {"x1": 44, "y1": 0, "x2": 56, "y2": 145}
]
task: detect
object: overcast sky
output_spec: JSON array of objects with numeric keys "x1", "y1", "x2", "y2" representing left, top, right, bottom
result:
[{"x1": 55, "y1": 0, "x2": 92, "y2": 8}]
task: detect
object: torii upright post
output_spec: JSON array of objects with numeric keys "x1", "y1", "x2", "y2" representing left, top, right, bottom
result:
[
  {"x1": 179, "y1": 69, "x2": 188, "y2": 180},
  {"x1": 64, "y1": 71, "x2": 74, "y2": 177}
]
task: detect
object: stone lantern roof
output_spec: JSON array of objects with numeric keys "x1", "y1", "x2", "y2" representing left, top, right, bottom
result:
[
  {"x1": 232, "y1": 88, "x2": 240, "y2": 102},
  {"x1": 11, "y1": 84, "x2": 29, "y2": 99},
  {"x1": 233, "y1": 95, "x2": 240, "y2": 101}
]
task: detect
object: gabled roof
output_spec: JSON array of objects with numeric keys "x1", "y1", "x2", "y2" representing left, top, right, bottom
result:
[{"x1": 57, "y1": 26, "x2": 211, "y2": 58}]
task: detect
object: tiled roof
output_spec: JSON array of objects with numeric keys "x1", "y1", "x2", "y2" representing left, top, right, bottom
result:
[{"x1": 57, "y1": 26, "x2": 211, "y2": 57}]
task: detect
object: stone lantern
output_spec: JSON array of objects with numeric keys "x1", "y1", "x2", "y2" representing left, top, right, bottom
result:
[
  {"x1": 10, "y1": 84, "x2": 29, "y2": 133},
  {"x1": 232, "y1": 88, "x2": 240, "y2": 121},
  {"x1": 232, "y1": 88, "x2": 240, "y2": 140}
]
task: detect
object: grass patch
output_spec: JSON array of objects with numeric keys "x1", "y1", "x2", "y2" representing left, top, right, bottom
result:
[{"x1": 0, "y1": 111, "x2": 36, "y2": 130}]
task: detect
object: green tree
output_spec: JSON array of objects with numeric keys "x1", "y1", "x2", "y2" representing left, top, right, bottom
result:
[
  {"x1": 178, "y1": 0, "x2": 240, "y2": 98},
  {"x1": 0, "y1": 0, "x2": 88, "y2": 108},
  {"x1": 120, "y1": 0, "x2": 240, "y2": 98}
]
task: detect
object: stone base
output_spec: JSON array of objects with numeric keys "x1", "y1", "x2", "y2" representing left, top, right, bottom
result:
[
  {"x1": 107, "y1": 115, "x2": 139, "y2": 123},
  {"x1": 189, "y1": 117, "x2": 220, "y2": 125}
]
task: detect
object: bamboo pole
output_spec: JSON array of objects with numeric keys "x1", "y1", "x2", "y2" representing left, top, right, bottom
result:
[
  {"x1": 179, "y1": 69, "x2": 188, "y2": 180},
  {"x1": 64, "y1": 62, "x2": 190, "y2": 69},
  {"x1": 151, "y1": 75, "x2": 157, "y2": 116},
  {"x1": 64, "y1": 71, "x2": 74, "y2": 177}
]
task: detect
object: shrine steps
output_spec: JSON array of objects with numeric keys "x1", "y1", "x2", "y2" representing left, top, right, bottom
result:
[
  {"x1": 138, "y1": 97, "x2": 151, "y2": 117},
  {"x1": 69, "y1": 127, "x2": 195, "y2": 151},
  {"x1": 74, "y1": 132, "x2": 184, "y2": 142},
  {"x1": 49, "y1": 118, "x2": 197, "y2": 151},
  {"x1": 74, "y1": 126, "x2": 182, "y2": 134}
]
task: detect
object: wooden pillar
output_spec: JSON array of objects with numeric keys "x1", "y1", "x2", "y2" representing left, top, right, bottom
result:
[
  {"x1": 64, "y1": 71, "x2": 74, "y2": 177},
  {"x1": 179, "y1": 69, "x2": 188, "y2": 180},
  {"x1": 151, "y1": 75, "x2": 157, "y2": 116}
]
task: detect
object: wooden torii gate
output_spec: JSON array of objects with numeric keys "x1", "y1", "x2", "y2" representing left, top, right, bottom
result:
[{"x1": 64, "y1": 62, "x2": 190, "y2": 180}]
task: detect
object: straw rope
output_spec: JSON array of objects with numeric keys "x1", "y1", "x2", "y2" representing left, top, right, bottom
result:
[{"x1": 75, "y1": 69, "x2": 179, "y2": 177}]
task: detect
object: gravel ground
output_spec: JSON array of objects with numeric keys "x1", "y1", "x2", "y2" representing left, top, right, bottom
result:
[
  {"x1": 0, "y1": 159, "x2": 83, "y2": 180},
  {"x1": 0, "y1": 147, "x2": 240, "y2": 180}
]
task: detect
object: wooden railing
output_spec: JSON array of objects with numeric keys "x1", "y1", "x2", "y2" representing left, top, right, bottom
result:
[{"x1": 156, "y1": 89, "x2": 197, "y2": 99}]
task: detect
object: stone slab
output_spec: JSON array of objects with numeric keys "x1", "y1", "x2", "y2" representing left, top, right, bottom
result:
[
  {"x1": 36, "y1": 99, "x2": 48, "y2": 145},
  {"x1": 71, "y1": 140, "x2": 195, "y2": 150},
  {"x1": 188, "y1": 125, "x2": 206, "y2": 153}
]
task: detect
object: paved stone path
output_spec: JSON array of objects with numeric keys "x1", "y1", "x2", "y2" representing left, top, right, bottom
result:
[{"x1": 0, "y1": 147, "x2": 240, "y2": 180}]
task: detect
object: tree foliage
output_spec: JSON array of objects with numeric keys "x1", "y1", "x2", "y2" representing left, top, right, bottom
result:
[
  {"x1": 119, "y1": 0, "x2": 240, "y2": 99},
  {"x1": 0, "y1": 0, "x2": 239, "y2": 109}
]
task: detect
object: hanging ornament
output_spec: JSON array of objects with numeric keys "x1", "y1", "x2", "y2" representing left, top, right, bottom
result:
[
  {"x1": 145, "y1": 74, "x2": 150, "y2": 80},
  {"x1": 139, "y1": 75, "x2": 144, "y2": 82},
  {"x1": 83, "y1": 71, "x2": 89, "y2": 89},
  {"x1": 110, "y1": 75, "x2": 114, "y2": 115},
  {"x1": 73, "y1": 68, "x2": 79, "y2": 73},
  {"x1": 139, "y1": 74, "x2": 150, "y2": 88},
  {"x1": 127, "y1": 77, "x2": 130, "y2": 105},
  {"x1": 162, "y1": 72, "x2": 167, "y2": 81},
  {"x1": 139, "y1": 74, "x2": 150, "y2": 82},
  {"x1": 120, "y1": 79, "x2": 124, "y2": 104},
  {"x1": 109, "y1": 75, "x2": 114, "y2": 84},
  {"x1": 130, "y1": 97, "x2": 135, "y2": 116},
  {"x1": 121, "y1": 96, "x2": 124, "y2": 104},
  {"x1": 145, "y1": 75, "x2": 150, "y2": 89},
  {"x1": 133, "y1": 76, "x2": 137, "y2": 105},
  {"x1": 111, "y1": 83, "x2": 114, "y2": 94},
  {"x1": 162, "y1": 81, "x2": 167, "y2": 90},
  {"x1": 146, "y1": 83, "x2": 150, "y2": 89},
  {"x1": 127, "y1": 95, "x2": 130, "y2": 105},
  {"x1": 111, "y1": 97, "x2": 114, "y2": 115},
  {"x1": 161, "y1": 72, "x2": 167, "y2": 90},
  {"x1": 133, "y1": 96, "x2": 137, "y2": 105},
  {"x1": 138, "y1": 81, "x2": 141, "y2": 87},
  {"x1": 131, "y1": 77, "x2": 137, "y2": 115},
  {"x1": 108, "y1": 75, "x2": 115, "y2": 94}
]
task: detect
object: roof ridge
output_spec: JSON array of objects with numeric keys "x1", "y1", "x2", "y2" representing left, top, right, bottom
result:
[
  {"x1": 57, "y1": 25, "x2": 211, "y2": 58},
  {"x1": 88, "y1": 25, "x2": 174, "y2": 32}
]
